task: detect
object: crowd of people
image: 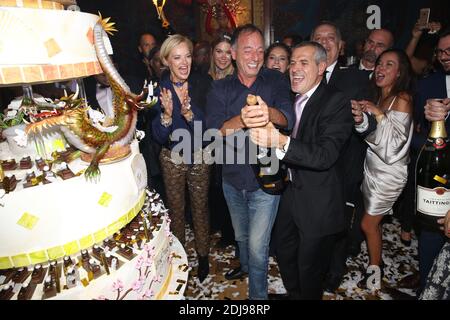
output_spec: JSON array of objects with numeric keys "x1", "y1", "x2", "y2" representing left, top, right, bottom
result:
[
  {"x1": 119, "y1": 20, "x2": 450, "y2": 300},
  {"x1": 1, "y1": 17, "x2": 449, "y2": 300},
  {"x1": 114, "y1": 21, "x2": 449, "y2": 300}
]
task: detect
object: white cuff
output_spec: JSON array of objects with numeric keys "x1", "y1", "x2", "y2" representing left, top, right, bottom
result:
[
  {"x1": 275, "y1": 137, "x2": 291, "y2": 160},
  {"x1": 355, "y1": 113, "x2": 369, "y2": 133}
]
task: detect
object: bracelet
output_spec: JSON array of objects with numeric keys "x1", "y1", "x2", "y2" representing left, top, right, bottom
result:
[
  {"x1": 375, "y1": 113, "x2": 385, "y2": 123},
  {"x1": 160, "y1": 114, "x2": 172, "y2": 127}
]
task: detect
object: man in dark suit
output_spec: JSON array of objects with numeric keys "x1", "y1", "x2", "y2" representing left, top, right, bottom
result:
[
  {"x1": 348, "y1": 28, "x2": 394, "y2": 73},
  {"x1": 250, "y1": 42, "x2": 353, "y2": 299},
  {"x1": 311, "y1": 22, "x2": 375, "y2": 291}
]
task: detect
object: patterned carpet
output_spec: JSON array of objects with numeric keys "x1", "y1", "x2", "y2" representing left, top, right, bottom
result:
[{"x1": 183, "y1": 217, "x2": 419, "y2": 300}]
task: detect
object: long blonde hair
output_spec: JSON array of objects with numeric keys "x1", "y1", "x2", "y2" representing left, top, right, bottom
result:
[{"x1": 208, "y1": 33, "x2": 234, "y2": 80}]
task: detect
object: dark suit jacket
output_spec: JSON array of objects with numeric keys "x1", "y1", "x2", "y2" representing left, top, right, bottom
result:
[
  {"x1": 413, "y1": 70, "x2": 449, "y2": 153},
  {"x1": 327, "y1": 65, "x2": 376, "y2": 204},
  {"x1": 328, "y1": 65, "x2": 373, "y2": 100},
  {"x1": 282, "y1": 83, "x2": 353, "y2": 236}
]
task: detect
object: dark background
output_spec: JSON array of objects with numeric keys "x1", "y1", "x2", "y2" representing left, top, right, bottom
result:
[
  {"x1": 273, "y1": 0, "x2": 450, "y2": 55},
  {"x1": 77, "y1": 0, "x2": 449, "y2": 68}
]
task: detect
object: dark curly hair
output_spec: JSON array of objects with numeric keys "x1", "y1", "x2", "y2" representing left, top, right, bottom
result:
[
  {"x1": 372, "y1": 49, "x2": 415, "y2": 102},
  {"x1": 264, "y1": 42, "x2": 291, "y2": 65}
]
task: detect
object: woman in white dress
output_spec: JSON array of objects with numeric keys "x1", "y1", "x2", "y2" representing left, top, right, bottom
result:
[{"x1": 353, "y1": 49, "x2": 414, "y2": 288}]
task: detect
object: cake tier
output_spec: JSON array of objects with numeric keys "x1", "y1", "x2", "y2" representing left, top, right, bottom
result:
[
  {"x1": 0, "y1": 140, "x2": 148, "y2": 269},
  {"x1": 0, "y1": 191, "x2": 189, "y2": 300},
  {"x1": 0, "y1": 6, "x2": 110, "y2": 86},
  {"x1": 0, "y1": 0, "x2": 64, "y2": 10}
]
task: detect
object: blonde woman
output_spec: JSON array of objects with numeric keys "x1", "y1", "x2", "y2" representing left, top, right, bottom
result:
[
  {"x1": 207, "y1": 33, "x2": 236, "y2": 249},
  {"x1": 151, "y1": 35, "x2": 210, "y2": 282}
]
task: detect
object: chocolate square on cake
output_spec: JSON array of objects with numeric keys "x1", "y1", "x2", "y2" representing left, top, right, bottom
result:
[
  {"x1": 57, "y1": 168, "x2": 75, "y2": 180},
  {"x1": 0, "y1": 269, "x2": 16, "y2": 285},
  {"x1": 0, "y1": 284, "x2": 15, "y2": 300},
  {"x1": 42, "y1": 277, "x2": 57, "y2": 299},
  {"x1": 12, "y1": 268, "x2": 31, "y2": 284},
  {"x1": 91, "y1": 245, "x2": 104, "y2": 261},
  {"x1": 103, "y1": 239, "x2": 117, "y2": 250},
  {"x1": 30, "y1": 264, "x2": 47, "y2": 284},
  {"x1": 19, "y1": 156, "x2": 32, "y2": 170},
  {"x1": 1, "y1": 159, "x2": 17, "y2": 171},
  {"x1": 88, "y1": 260, "x2": 102, "y2": 279},
  {"x1": 17, "y1": 283, "x2": 37, "y2": 300},
  {"x1": 1, "y1": 175, "x2": 17, "y2": 193},
  {"x1": 117, "y1": 244, "x2": 135, "y2": 260}
]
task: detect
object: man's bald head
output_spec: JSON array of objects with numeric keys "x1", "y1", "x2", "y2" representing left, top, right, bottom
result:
[{"x1": 361, "y1": 28, "x2": 394, "y2": 70}]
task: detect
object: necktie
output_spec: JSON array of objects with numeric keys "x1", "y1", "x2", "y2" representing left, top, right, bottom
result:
[
  {"x1": 325, "y1": 70, "x2": 330, "y2": 84},
  {"x1": 291, "y1": 94, "x2": 308, "y2": 137}
]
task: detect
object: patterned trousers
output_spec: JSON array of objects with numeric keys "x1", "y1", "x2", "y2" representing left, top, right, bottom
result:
[{"x1": 159, "y1": 148, "x2": 210, "y2": 257}]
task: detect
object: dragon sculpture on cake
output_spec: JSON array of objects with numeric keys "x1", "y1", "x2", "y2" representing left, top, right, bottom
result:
[{"x1": 26, "y1": 16, "x2": 157, "y2": 181}]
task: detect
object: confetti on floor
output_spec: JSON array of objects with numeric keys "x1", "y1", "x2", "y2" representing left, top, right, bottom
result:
[{"x1": 183, "y1": 217, "x2": 419, "y2": 300}]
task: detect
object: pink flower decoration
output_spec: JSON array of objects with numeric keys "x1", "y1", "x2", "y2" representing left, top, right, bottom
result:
[
  {"x1": 112, "y1": 279, "x2": 124, "y2": 292},
  {"x1": 135, "y1": 256, "x2": 144, "y2": 269},
  {"x1": 144, "y1": 289, "x2": 155, "y2": 299},
  {"x1": 144, "y1": 257, "x2": 153, "y2": 267},
  {"x1": 153, "y1": 274, "x2": 163, "y2": 283},
  {"x1": 132, "y1": 280, "x2": 144, "y2": 292}
]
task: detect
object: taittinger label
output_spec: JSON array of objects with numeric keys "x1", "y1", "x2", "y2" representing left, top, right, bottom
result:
[{"x1": 417, "y1": 186, "x2": 450, "y2": 217}]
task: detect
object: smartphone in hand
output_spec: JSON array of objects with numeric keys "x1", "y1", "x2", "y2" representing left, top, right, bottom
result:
[{"x1": 418, "y1": 8, "x2": 430, "y2": 29}]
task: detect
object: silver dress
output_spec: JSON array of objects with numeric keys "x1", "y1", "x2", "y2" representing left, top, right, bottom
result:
[{"x1": 361, "y1": 97, "x2": 413, "y2": 216}]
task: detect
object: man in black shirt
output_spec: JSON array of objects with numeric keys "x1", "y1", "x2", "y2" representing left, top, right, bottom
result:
[{"x1": 205, "y1": 24, "x2": 293, "y2": 300}]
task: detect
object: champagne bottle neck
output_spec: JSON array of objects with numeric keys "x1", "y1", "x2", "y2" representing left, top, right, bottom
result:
[{"x1": 429, "y1": 120, "x2": 448, "y2": 139}]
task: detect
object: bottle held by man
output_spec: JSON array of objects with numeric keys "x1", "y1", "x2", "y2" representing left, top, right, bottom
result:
[{"x1": 416, "y1": 99, "x2": 450, "y2": 231}]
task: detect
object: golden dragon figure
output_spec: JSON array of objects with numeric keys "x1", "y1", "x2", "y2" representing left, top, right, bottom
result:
[{"x1": 26, "y1": 16, "x2": 157, "y2": 181}]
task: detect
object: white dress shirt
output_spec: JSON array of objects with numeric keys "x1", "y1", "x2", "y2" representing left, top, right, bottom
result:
[
  {"x1": 326, "y1": 61, "x2": 338, "y2": 84},
  {"x1": 276, "y1": 82, "x2": 321, "y2": 160}
]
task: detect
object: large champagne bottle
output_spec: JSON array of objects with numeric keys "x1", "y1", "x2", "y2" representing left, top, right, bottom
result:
[
  {"x1": 246, "y1": 94, "x2": 288, "y2": 195},
  {"x1": 416, "y1": 120, "x2": 450, "y2": 232}
]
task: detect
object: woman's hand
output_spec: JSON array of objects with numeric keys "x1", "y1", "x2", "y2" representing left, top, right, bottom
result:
[
  {"x1": 428, "y1": 21, "x2": 442, "y2": 34},
  {"x1": 359, "y1": 100, "x2": 383, "y2": 117},
  {"x1": 180, "y1": 86, "x2": 193, "y2": 121},
  {"x1": 412, "y1": 21, "x2": 425, "y2": 39},
  {"x1": 438, "y1": 210, "x2": 450, "y2": 239},
  {"x1": 160, "y1": 88, "x2": 173, "y2": 119}
]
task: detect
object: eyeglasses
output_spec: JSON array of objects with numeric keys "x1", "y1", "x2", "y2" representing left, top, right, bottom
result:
[{"x1": 435, "y1": 47, "x2": 450, "y2": 56}]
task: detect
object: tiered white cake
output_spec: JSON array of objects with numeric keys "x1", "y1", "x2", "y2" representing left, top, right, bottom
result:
[{"x1": 0, "y1": 0, "x2": 188, "y2": 300}]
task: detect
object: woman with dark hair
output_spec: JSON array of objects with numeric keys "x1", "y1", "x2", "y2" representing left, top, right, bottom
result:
[
  {"x1": 264, "y1": 42, "x2": 291, "y2": 74},
  {"x1": 353, "y1": 49, "x2": 414, "y2": 288}
]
